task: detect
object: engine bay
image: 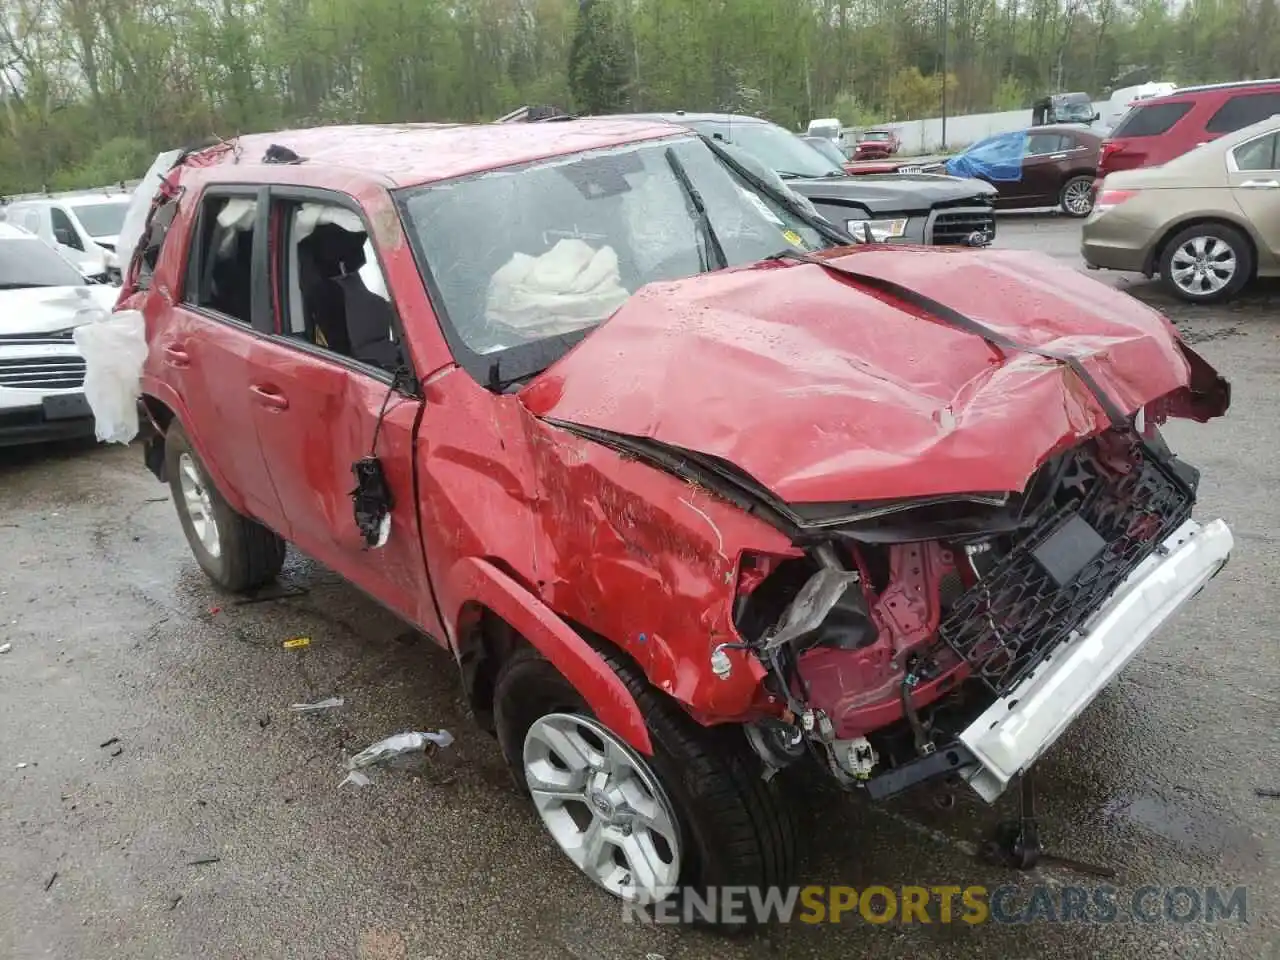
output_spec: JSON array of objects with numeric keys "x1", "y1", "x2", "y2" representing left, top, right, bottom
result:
[{"x1": 731, "y1": 428, "x2": 1200, "y2": 794}]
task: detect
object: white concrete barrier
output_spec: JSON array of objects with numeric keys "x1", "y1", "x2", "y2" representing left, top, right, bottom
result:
[{"x1": 870, "y1": 102, "x2": 1109, "y2": 155}]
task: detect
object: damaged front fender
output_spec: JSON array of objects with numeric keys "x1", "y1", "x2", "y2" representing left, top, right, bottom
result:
[
  {"x1": 1166, "y1": 339, "x2": 1231, "y2": 422},
  {"x1": 444, "y1": 555, "x2": 654, "y2": 755}
]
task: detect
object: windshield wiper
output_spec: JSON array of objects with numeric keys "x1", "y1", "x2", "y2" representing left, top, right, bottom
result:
[
  {"x1": 775, "y1": 170, "x2": 841, "y2": 180},
  {"x1": 665, "y1": 147, "x2": 728, "y2": 271},
  {"x1": 699, "y1": 137, "x2": 854, "y2": 249},
  {"x1": 0, "y1": 282, "x2": 60, "y2": 290}
]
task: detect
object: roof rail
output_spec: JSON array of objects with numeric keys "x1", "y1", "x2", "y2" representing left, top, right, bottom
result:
[
  {"x1": 1165, "y1": 77, "x2": 1280, "y2": 96},
  {"x1": 495, "y1": 105, "x2": 530, "y2": 123},
  {"x1": 494, "y1": 105, "x2": 575, "y2": 123},
  {"x1": 0, "y1": 182, "x2": 137, "y2": 205}
]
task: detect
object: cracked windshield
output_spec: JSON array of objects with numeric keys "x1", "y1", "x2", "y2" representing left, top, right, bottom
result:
[
  {"x1": 0, "y1": 0, "x2": 1273, "y2": 958},
  {"x1": 402, "y1": 138, "x2": 825, "y2": 355}
]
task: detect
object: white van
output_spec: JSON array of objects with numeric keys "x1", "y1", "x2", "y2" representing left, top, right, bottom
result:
[
  {"x1": 3, "y1": 191, "x2": 133, "y2": 282},
  {"x1": 806, "y1": 117, "x2": 845, "y2": 148}
]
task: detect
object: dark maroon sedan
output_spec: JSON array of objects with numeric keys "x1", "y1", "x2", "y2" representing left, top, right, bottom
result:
[{"x1": 917, "y1": 125, "x2": 1103, "y2": 217}]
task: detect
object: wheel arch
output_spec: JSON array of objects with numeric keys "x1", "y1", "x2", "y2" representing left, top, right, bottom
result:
[
  {"x1": 1147, "y1": 215, "x2": 1260, "y2": 279},
  {"x1": 139, "y1": 381, "x2": 250, "y2": 515},
  {"x1": 446, "y1": 556, "x2": 653, "y2": 755},
  {"x1": 1060, "y1": 167, "x2": 1097, "y2": 188}
]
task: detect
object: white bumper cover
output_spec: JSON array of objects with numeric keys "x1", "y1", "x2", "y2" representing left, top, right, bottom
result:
[{"x1": 960, "y1": 517, "x2": 1233, "y2": 802}]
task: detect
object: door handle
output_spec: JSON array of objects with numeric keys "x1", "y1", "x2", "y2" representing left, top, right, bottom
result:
[
  {"x1": 163, "y1": 344, "x2": 190, "y2": 368},
  {"x1": 249, "y1": 384, "x2": 289, "y2": 411},
  {"x1": 1050, "y1": 154, "x2": 1068, "y2": 160},
  {"x1": 1240, "y1": 179, "x2": 1280, "y2": 189}
]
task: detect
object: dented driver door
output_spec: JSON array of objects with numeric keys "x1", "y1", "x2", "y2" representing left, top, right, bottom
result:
[{"x1": 242, "y1": 188, "x2": 441, "y2": 636}]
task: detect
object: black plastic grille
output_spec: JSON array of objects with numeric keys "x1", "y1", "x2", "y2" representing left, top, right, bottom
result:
[
  {"x1": 938, "y1": 443, "x2": 1194, "y2": 695},
  {"x1": 0, "y1": 329, "x2": 75, "y2": 345},
  {"x1": 929, "y1": 208, "x2": 997, "y2": 245},
  {"x1": 0, "y1": 355, "x2": 86, "y2": 389}
]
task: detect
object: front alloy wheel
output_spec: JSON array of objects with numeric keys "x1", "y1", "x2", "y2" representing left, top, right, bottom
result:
[
  {"x1": 492, "y1": 645, "x2": 798, "y2": 926},
  {"x1": 524, "y1": 713, "x2": 681, "y2": 901}
]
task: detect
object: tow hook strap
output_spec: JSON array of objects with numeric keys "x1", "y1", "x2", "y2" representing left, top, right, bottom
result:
[{"x1": 771, "y1": 249, "x2": 1130, "y2": 430}]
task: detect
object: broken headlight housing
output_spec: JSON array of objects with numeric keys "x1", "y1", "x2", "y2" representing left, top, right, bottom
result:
[
  {"x1": 846, "y1": 217, "x2": 908, "y2": 242},
  {"x1": 733, "y1": 548, "x2": 878, "y2": 660}
]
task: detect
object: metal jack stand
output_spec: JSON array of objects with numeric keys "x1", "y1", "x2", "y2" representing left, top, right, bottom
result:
[
  {"x1": 983, "y1": 771, "x2": 1041, "y2": 869},
  {"x1": 981, "y1": 771, "x2": 1117, "y2": 879}
]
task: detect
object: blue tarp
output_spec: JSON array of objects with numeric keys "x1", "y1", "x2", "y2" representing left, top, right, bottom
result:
[{"x1": 945, "y1": 131, "x2": 1028, "y2": 182}]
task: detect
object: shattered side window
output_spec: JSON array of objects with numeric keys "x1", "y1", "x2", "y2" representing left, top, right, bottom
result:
[
  {"x1": 278, "y1": 200, "x2": 404, "y2": 372},
  {"x1": 188, "y1": 195, "x2": 257, "y2": 325},
  {"x1": 135, "y1": 197, "x2": 180, "y2": 291}
]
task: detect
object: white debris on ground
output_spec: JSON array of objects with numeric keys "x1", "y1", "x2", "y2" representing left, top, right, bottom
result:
[
  {"x1": 339, "y1": 730, "x2": 454, "y2": 789},
  {"x1": 289, "y1": 697, "x2": 345, "y2": 712}
]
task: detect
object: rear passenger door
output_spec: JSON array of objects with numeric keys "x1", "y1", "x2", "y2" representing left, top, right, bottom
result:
[
  {"x1": 162, "y1": 187, "x2": 288, "y2": 531},
  {"x1": 1228, "y1": 130, "x2": 1280, "y2": 263},
  {"x1": 243, "y1": 187, "x2": 439, "y2": 633}
]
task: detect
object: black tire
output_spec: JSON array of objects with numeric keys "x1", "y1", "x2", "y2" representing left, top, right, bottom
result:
[
  {"x1": 1158, "y1": 222, "x2": 1253, "y2": 304},
  {"x1": 1059, "y1": 175, "x2": 1095, "y2": 217},
  {"x1": 165, "y1": 421, "x2": 286, "y2": 592},
  {"x1": 493, "y1": 645, "x2": 797, "y2": 920}
]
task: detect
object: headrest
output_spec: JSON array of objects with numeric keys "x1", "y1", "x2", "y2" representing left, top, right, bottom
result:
[{"x1": 300, "y1": 222, "x2": 367, "y2": 277}]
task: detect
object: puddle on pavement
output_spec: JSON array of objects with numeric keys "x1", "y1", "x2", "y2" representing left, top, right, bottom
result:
[{"x1": 1102, "y1": 792, "x2": 1257, "y2": 860}]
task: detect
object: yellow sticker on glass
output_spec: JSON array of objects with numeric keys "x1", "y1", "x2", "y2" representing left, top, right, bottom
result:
[{"x1": 782, "y1": 229, "x2": 804, "y2": 248}]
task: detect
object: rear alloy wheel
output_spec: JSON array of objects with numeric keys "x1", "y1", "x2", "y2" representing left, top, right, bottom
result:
[
  {"x1": 165, "y1": 421, "x2": 287, "y2": 593},
  {"x1": 1159, "y1": 223, "x2": 1252, "y2": 304},
  {"x1": 1059, "y1": 176, "x2": 1095, "y2": 217},
  {"x1": 178, "y1": 452, "x2": 220, "y2": 558}
]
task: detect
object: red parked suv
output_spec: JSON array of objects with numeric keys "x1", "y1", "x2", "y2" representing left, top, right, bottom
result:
[
  {"x1": 120, "y1": 121, "x2": 1234, "y2": 914},
  {"x1": 1099, "y1": 79, "x2": 1280, "y2": 180},
  {"x1": 852, "y1": 129, "x2": 902, "y2": 160}
]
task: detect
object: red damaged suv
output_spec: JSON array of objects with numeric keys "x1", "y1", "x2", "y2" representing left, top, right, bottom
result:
[{"x1": 121, "y1": 120, "x2": 1234, "y2": 909}]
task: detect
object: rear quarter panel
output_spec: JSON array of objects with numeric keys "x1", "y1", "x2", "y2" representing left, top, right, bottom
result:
[{"x1": 1135, "y1": 188, "x2": 1258, "y2": 271}]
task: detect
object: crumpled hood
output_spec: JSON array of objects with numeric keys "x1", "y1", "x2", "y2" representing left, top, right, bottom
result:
[
  {"x1": 519, "y1": 247, "x2": 1225, "y2": 507},
  {"x1": 787, "y1": 173, "x2": 996, "y2": 216}
]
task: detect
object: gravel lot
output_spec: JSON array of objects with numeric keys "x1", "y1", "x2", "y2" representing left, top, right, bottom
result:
[{"x1": 2, "y1": 217, "x2": 1277, "y2": 960}]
